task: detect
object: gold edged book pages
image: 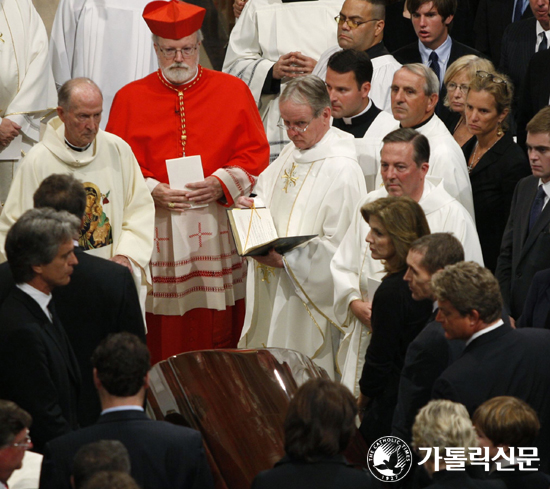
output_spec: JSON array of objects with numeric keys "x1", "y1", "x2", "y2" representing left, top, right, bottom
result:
[{"x1": 227, "y1": 207, "x2": 316, "y2": 257}]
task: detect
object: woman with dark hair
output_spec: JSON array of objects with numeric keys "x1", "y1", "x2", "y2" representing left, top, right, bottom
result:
[
  {"x1": 251, "y1": 378, "x2": 373, "y2": 489},
  {"x1": 357, "y1": 196, "x2": 433, "y2": 446},
  {"x1": 462, "y1": 71, "x2": 530, "y2": 272}
]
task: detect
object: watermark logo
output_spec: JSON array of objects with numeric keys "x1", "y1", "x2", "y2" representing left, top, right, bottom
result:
[{"x1": 367, "y1": 436, "x2": 413, "y2": 482}]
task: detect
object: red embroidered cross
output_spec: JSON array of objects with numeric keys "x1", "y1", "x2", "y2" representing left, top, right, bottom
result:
[
  {"x1": 220, "y1": 229, "x2": 230, "y2": 243},
  {"x1": 188, "y1": 223, "x2": 212, "y2": 248},
  {"x1": 154, "y1": 227, "x2": 170, "y2": 253}
]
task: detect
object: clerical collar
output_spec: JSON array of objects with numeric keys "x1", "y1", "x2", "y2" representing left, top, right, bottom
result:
[
  {"x1": 65, "y1": 138, "x2": 92, "y2": 152},
  {"x1": 160, "y1": 67, "x2": 199, "y2": 87},
  {"x1": 342, "y1": 99, "x2": 372, "y2": 125},
  {"x1": 365, "y1": 41, "x2": 390, "y2": 60},
  {"x1": 401, "y1": 113, "x2": 434, "y2": 130}
]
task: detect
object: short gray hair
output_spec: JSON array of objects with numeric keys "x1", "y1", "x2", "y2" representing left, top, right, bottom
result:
[
  {"x1": 431, "y1": 261, "x2": 502, "y2": 323},
  {"x1": 5, "y1": 208, "x2": 80, "y2": 284},
  {"x1": 402, "y1": 63, "x2": 439, "y2": 96},
  {"x1": 279, "y1": 75, "x2": 330, "y2": 118},
  {"x1": 58, "y1": 78, "x2": 102, "y2": 110}
]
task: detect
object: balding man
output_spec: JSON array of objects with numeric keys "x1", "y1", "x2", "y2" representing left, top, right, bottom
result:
[{"x1": 0, "y1": 78, "x2": 155, "y2": 302}]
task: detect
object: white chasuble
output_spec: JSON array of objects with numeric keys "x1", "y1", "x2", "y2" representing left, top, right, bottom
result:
[
  {"x1": 222, "y1": 0, "x2": 340, "y2": 161},
  {"x1": 239, "y1": 128, "x2": 367, "y2": 378},
  {"x1": 332, "y1": 176, "x2": 484, "y2": 395},
  {"x1": 49, "y1": 0, "x2": 157, "y2": 129},
  {"x1": 0, "y1": 118, "x2": 155, "y2": 311}
]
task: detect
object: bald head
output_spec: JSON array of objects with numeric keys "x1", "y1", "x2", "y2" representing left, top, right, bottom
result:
[{"x1": 56, "y1": 78, "x2": 103, "y2": 148}]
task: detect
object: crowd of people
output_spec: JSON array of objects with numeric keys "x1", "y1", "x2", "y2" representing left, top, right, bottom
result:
[{"x1": 1, "y1": 0, "x2": 550, "y2": 486}]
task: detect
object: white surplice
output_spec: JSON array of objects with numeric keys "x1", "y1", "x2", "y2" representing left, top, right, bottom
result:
[
  {"x1": 0, "y1": 0, "x2": 57, "y2": 202},
  {"x1": 222, "y1": 0, "x2": 341, "y2": 161},
  {"x1": 374, "y1": 115, "x2": 475, "y2": 218},
  {"x1": 49, "y1": 0, "x2": 157, "y2": 128},
  {"x1": 313, "y1": 45, "x2": 401, "y2": 113},
  {"x1": 0, "y1": 117, "x2": 155, "y2": 310},
  {"x1": 239, "y1": 128, "x2": 367, "y2": 378},
  {"x1": 331, "y1": 176, "x2": 483, "y2": 395}
]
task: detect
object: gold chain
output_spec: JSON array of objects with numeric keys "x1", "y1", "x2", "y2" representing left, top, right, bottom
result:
[{"x1": 156, "y1": 67, "x2": 203, "y2": 155}]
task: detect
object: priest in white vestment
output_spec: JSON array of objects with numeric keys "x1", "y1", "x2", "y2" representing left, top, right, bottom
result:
[
  {"x1": 238, "y1": 76, "x2": 367, "y2": 378},
  {"x1": 222, "y1": 0, "x2": 341, "y2": 161},
  {"x1": 0, "y1": 79, "x2": 155, "y2": 308},
  {"x1": 0, "y1": 0, "x2": 57, "y2": 205},
  {"x1": 312, "y1": 0, "x2": 401, "y2": 112},
  {"x1": 331, "y1": 128, "x2": 483, "y2": 395},
  {"x1": 49, "y1": 0, "x2": 158, "y2": 129},
  {"x1": 375, "y1": 64, "x2": 474, "y2": 217}
]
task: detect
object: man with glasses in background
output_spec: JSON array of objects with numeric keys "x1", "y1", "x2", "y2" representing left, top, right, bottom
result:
[
  {"x1": 107, "y1": 0, "x2": 269, "y2": 364},
  {"x1": 238, "y1": 75, "x2": 366, "y2": 380},
  {"x1": 313, "y1": 0, "x2": 401, "y2": 112},
  {"x1": 0, "y1": 400, "x2": 39, "y2": 489}
]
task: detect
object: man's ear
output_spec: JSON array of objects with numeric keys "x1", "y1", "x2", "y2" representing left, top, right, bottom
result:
[
  {"x1": 144, "y1": 371, "x2": 151, "y2": 390},
  {"x1": 360, "y1": 81, "x2": 372, "y2": 100},
  {"x1": 92, "y1": 368, "x2": 102, "y2": 390},
  {"x1": 443, "y1": 14, "x2": 454, "y2": 26},
  {"x1": 56, "y1": 106, "x2": 65, "y2": 123},
  {"x1": 426, "y1": 92, "x2": 439, "y2": 113}
]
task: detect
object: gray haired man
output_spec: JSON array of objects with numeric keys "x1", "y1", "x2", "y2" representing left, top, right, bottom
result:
[{"x1": 0, "y1": 208, "x2": 81, "y2": 453}]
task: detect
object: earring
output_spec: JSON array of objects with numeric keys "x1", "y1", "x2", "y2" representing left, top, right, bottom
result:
[{"x1": 497, "y1": 122, "x2": 504, "y2": 137}]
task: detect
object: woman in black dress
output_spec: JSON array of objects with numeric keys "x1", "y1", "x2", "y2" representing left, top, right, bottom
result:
[
  {"x1": 463, "y1": 71, "x2": 531, "y2": 272},
  {"x1": 357, "y1": 196, "x2": 432, "y2": 446}
]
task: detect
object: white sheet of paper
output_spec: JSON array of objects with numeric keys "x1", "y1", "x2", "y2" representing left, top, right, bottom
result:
[
  {"x1": 166, "y1": 155, "x2": 207, "y2": 209},
  {"x1": 0, "y1": 135, "x2": 22, "y2": 160}
]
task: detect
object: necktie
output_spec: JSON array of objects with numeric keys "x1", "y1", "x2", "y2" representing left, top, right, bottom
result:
[
  {"x1": 513, "y1": 0, "x2": 524, "y2": 22},
  {"x1": 529, "y1": 185, "x2": 546, "y2": 231},
  {"x1": 47, "y1": 300, "x2": 68, "y2": 347},
  {"x1": 538, "y1": 32, "x2": 548, "y2": 52},
  {"x1": 429, "y1": 51, "x2": 440, "y2": 82}
]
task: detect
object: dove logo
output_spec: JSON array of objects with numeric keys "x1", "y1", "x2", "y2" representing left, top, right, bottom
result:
[{"x1": 367, "y1": 436, "x2": 413, "y2": 482}]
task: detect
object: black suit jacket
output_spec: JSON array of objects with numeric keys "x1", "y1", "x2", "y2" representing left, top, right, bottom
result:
[
  {"x1": 518, "y1": 268, "x2": 550, "y2": 329},
  {"x1": 39, "y1": 410, "x2": 214, "y2": 489},
  {"x1": 517, "y1": 49, "x2": 550, "y2": 150},
  {"x1": 0, "y1": 249, "x2": 145, "y2": 427},
  {"x1": 432, "y1": 324, "x2": 550, "y2": 471},
  {"x1": 495, "y1": 176, "x2": 550, "y2": 319},
  {"x1": 392, "y1": 38, "x2": 482, "y2": 124},
  {"x1": 251, "y1": 455, "x2": 374, "y2": 489},
  {"x1": 392, "y1": 318, "x2": 465, "y2": 444},
  {"x1": 489, "y1": 466, "x2": 550, "y2": 489},
  {"x1": 462, "y1": 132, "x2": 531, "y2": 272},
  {"x1": 430, "y1": 470, "x2": 506, "y2": 488},
  {"x1": 474, "y1": 0, "x2": 533, "y2": 65},
  {"x1": 0, "y1": 288, "x2": 81, "y2": 453}
]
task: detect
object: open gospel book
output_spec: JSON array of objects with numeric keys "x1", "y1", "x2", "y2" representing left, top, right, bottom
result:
[{"x1": 227, "y1": 207, "x2": 316, "y2": 257}]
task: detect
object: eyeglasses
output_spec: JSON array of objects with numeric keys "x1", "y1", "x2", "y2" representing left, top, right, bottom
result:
[
  {"x1": 447, "y1": 82, "x2": 469, "y2": 93},
  {"x1": 334, "y1": 15, "x2": 380, "y2": 29},
  {"x1": 8, "y1": 431, "x2": 32, "y2": 450},
  {"x1": 476, "y1": 71, "x2": 507, "y2": 85},
  {"x1": 157, "y1": 44, "x2": 198, "y2": 60},
  {"x1": 277, "y1": 118, "x2": 314, "y2": 133}
]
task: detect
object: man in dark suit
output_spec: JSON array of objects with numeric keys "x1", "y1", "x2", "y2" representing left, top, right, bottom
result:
[
  {"x1": 475, "y1": 0, "x2": 533, "y2": 66},
  {"x1": 518, "y1": 268, "x2": 550, "y2": 329},
  {"x1": 39, "y1": 332, "x2": 214, "y2": 489},
  {"x1": 499, "y1": 0, "x2": 549, "y2": 125},
  {"x1": 392, "y1": 0, "x2": 481, "y2": 122},
  {"x1": 392, "y1": 233, "x2": 466, "y2": 444},
  {"x1": 0, "y1": 208, "x2": 82, "y2": 453},
  {"x1": 432, "y1": 261, "x2": 550, "y2": 471},
  {"x1": 0, "y1": 174, "x2": 146, "y2": 428},
  {"x1": 517, "y1": 48, "x2": 550, "y2": 150},
  {"x1": 496, "y1": 106, "x2": 550, "y2": 320}
]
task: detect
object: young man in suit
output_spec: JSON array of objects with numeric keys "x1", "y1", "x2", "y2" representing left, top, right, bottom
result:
[
  {"x1": 0, "y1": 208, "x2": 82, "y2": 453},
  {"x1": 392, "y1": 0, "x2": 481, "y2": 121},
  {"x1": 0, "y1": 174, "x2": 146, "y2": 428},
  {"x1": 499, "y1": 0, "x2": 549, "y2": 126},
  {"x1": 432, "y1": 261, "x2": 550, "y2": 471},
  {"x1": 39, "y1": 333, "x2": 214, "y2": 489},
  {"x1": 496, "y1": 106, "x2": 550, "y2": 320}
]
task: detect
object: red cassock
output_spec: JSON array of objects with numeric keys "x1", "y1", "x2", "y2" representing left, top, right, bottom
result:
[{"x1": 107, "y1": 67, "x2": 269, "y2": 364}]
